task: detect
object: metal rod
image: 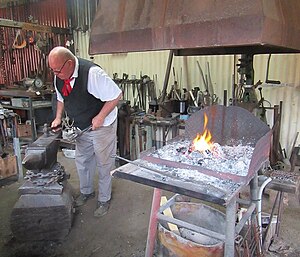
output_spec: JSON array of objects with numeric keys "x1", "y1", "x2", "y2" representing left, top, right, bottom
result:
[
  {"x1": 13, "y1": 137, "x2": 23, "y2": 180},
  {"x1": 159, "y1": 50, "x2": 174, "y2": 104},
  {"x1": 235, "y1": 202, "x2": 256, "y2": 234},
  {"x1": 112, "y1": 154, "x2": 169, "y2": 177},
  {"x1": 262, "y1": 191, "x2": 280, "y2": 252},
  {"x1": 276, "y1": 191, "x2": 284, "y2": 236},
  {"x1": 157, "y1": 213, "x2": 226, "y2": 241},
  {"x1": 158, "y1": 194, "x2": 178, "y2": 213}
]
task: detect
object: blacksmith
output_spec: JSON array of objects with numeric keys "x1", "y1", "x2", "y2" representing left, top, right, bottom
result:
[{"x1": 49, "y1": 46, "x2": 122, "y2": 217}]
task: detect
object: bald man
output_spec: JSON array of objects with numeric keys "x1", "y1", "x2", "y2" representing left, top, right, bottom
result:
[{"x1": 49, "y1": 46, "x2": 122, "y2": 217}]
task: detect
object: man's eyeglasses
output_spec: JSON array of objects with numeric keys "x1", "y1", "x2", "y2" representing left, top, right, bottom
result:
[{"x1": 50, "y1": 59, "x2": 69, "y2": 75}]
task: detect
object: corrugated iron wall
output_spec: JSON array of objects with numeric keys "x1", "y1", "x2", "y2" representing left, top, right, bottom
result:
[
  {"x1": 74, "y1": 30, "x2": 300, "y2": 156},
  {"x1": 0, "y1": 0, "x2": 70, "y2": 86}
]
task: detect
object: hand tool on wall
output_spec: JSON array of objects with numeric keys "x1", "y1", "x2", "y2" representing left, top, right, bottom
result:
[
  {"x1": 196, "y1": 60, "x2": 209, "y2": 93},
  {"x1": 257, "y1": 87, "x2": 267, "y2": 123},
  {"x1": 159, "y1": 50, "x2": 174, "y2": 104},
  {"x1": 206, "y1": 62, "x2": 214, "y2": 96},
  {"x1": 189, "y1": 90, "x2": 198, "y2": 107},
  {"x1": 12, "y1": 29, "x2": 26, "y2": 49},
  {"x1": 289, "y1": 132, "x2": 299, "y2": 172},
  {"x1": 0, "y1": 117, "x2": 7, "y2": 147},
  {"x1": 265, "y1": 54, "x2": 281, "y2": 85}
]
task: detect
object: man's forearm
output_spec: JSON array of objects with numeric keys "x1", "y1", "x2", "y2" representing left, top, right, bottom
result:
[
  {"x1": 56, "y1": 101, "x2": 64, "y2": 120},
  {"x1": 92, "y1": 93, "x2": 122, "y2": 129}
]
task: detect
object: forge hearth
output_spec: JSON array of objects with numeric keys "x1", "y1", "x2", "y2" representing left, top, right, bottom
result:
[
  {"x1": 146, "y1": 139, "x2": 254, "y2": 177},
  {"x1": 114, "y1": 105, "x2": 272, "y2": 205},
  {"x1": 141, "y1": 105, "x2": 271, "y2": 184}
]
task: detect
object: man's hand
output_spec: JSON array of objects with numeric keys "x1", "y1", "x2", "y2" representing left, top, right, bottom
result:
[
  {"x1": 92, "y1": 114, "x2": 105, "y2": 130},
  {"x1": 91, "y1": 93, "x2": 122, "y2": 130},
  {"x1": 51, "y1": 118, "x2": 62, "y2": 132}
]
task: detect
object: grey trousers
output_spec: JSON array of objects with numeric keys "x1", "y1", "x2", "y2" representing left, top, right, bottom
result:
[{"x1": 75, "y1": 120, "x2": 117, "y2": 202}]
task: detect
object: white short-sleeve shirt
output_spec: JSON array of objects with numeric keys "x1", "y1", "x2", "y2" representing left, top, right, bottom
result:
[{"x1": 55, "y1": 57, "x2": 122, "y2": 126}]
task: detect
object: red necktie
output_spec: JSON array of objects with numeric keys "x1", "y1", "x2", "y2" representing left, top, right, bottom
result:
[{"x1": 62, "y1": 77, "x2": 74, "y2": 97}]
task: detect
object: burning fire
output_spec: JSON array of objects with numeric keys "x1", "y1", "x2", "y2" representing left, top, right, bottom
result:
[{"x1": 192, "y1": 113, "x2": 213, "y2": 152}]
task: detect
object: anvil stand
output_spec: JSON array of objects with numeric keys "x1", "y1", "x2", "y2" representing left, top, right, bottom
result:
[
  {"x1": 10, "y1": 126, "x2": 74, "y2": 241},
  {"x1": 145, "y1": 174, "x2": 259, "y2": 257}
]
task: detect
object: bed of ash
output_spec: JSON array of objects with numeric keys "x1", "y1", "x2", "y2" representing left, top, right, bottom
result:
[
  {"x1": 136, "y1": 139, "x2": 255, "y2": 194},
  {"x1": 136, "y1": 159, "x2": 242, "y2": 193},
  {"x1": 150, "y1": 139, "x2": 254, "y2": 176}
]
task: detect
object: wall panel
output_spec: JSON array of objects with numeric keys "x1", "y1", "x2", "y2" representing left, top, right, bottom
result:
[{"x1": 0, "y1": 0, "x2": 70, "y2": 86}]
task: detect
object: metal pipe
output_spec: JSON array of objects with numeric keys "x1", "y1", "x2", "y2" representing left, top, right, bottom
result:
[
  {"x1": 224, "y1": 197, "x2": 236, "y2": 257},
  {"x1": 257, "y1": 175, "x2": 272, "y2": 244}
]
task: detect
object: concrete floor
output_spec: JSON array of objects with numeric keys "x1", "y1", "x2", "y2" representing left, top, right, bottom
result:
[
  {"x1": 0, "y1": 151, "x2": 154, "y2": 257},
  {"x1": 1, "y1": 151, "x2": 300, "y2": 257}
]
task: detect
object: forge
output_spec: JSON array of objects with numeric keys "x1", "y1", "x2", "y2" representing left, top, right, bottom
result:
[
  {"x1": 142, "y1": 105, "x2": 271, "y2": 182},
  {"x1": 114, "y1": 105, "x2": 271, "y2": 204},
  {"x1": 113, "y1": 105, "x2": 272, "y2": 257}
]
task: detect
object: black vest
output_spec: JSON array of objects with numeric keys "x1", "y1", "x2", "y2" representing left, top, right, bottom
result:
[{"x1": 56, "y1": 58, "x2": 105, "y2": 130}]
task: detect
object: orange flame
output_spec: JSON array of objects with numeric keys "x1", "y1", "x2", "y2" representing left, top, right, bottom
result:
[{"x1": 192, "y1": 113, "x2": 213, "y2": 152}]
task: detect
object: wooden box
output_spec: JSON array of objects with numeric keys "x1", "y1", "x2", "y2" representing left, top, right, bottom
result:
[
  {"x1": 17, "y1": 124, "x2": 32, "y2": 138},
  {"x1": 0, "y1": 154, "x2": 17, "y2": 179}
]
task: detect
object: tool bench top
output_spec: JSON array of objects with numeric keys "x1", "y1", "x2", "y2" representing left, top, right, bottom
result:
[{"x1": 0, "y1": 89, "x2": 53, "y2": 98}]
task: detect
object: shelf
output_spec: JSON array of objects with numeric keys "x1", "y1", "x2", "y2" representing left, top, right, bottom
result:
[
  {"x1": 2, "y1": 102, "x2": 52, "y2": 110},
  {"x1": 0, "y1": 89, "x2": 54, "y2": 141}
]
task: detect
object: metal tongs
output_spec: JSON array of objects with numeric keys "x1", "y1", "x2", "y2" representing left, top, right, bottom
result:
[{"x1": 65, "y1": 125, "x2": 92, "y2": 141}]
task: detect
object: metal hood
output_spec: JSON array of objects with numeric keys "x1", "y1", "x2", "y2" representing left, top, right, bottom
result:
[{"x1": 89, "y1": 0, "x2": 300, "y2": 56}]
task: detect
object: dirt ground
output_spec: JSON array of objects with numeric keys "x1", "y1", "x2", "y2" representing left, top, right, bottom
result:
[{"x1": 1, "y1": 151, "x2": 300, "y2": 257}]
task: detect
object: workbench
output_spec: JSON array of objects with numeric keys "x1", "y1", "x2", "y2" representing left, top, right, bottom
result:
[{"x1": 0, "y1": 89, "x2": 53, "y2": 141}]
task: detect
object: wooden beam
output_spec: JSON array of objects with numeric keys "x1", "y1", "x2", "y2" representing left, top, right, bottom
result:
[{"x1": 0, "y1": 18, "x2": 70, "y2": 34}]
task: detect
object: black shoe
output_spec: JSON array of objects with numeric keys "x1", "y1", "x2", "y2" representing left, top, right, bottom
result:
[
  {"x1": 75, "y1": 192, "x2": 95, "y2": 207},
  {"x1": 94, "y1": 200, "x2": 110, "y2": 217}
]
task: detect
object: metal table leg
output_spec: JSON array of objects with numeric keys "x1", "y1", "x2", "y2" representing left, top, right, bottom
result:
[
  {"x1": 145, "y1": 188, "x2": 162, "y2": 257},
  {"x1": 225, "y1": 197, "x2": 237, "y2": 257}
]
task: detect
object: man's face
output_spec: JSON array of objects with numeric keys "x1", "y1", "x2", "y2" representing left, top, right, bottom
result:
[{"x1": 49, "y1": 57, "x2": 72, "y2": 80}]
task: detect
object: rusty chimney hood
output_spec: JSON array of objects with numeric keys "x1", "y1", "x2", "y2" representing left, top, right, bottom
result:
[{"x1": 89, "y1": 0, "x2": 300, "y2": 56}]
